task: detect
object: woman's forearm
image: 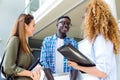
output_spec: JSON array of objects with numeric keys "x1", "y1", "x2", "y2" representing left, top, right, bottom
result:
[
  {"x1": 17, "y1": 70, "x2": 32, "y2": 78},
  {"x1": 77, "y1": 66, "x2": 107, "y2": 78},
  {"x1": 68, "y1": 61, "x2": 107, "y2": 78}
]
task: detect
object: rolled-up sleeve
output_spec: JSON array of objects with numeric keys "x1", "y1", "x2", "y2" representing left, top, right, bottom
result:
[
  {"x1": 94, "y1": 35, "x2": 113, "y2": 75},
  {"x1": 3, "y1": 37, "x2": 25, "y2": 76}
]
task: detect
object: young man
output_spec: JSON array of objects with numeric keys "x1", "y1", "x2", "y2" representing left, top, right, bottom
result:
[{"x1": 40, "y1": 16, "x2": 78, "y2": 80}]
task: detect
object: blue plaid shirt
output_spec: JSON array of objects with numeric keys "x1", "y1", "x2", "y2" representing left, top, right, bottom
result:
[{"x1": 40, "y1": 34, "x2": 78, "y2": 73}]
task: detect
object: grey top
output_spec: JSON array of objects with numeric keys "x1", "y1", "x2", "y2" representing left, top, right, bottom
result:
[{"x1": 3, "y1": 36, "x2": 34, "y2": 80}]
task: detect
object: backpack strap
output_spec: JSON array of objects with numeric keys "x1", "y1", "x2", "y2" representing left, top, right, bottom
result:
[{"x1": 0, "y1": 52, "x2": 5, "y2": 70}]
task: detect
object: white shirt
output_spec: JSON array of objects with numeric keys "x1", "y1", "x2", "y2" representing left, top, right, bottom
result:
[
  {"x1": 116, "y1": 54, "x2": 120, "y2": 80},
  {"x1": 55, "y1": 38, "x2": 64, "y2": 73},
  {"x1": 78, "y1": 34, "x2": 117, "y2": 80}
]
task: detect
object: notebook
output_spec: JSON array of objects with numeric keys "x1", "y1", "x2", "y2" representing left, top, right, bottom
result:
[
  {"x1": 57, "y1": 43, "x2": 95, "y2": 67},
  {"x1": 28, "y1": 58, "x2": 45, "y2": 80},
  {"x1": 28, "y1": 58, "x2": 41, "y2": 70}
]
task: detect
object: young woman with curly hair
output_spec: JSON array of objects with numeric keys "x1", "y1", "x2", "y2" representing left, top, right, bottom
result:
[{"x1": 68, "y1": 0, "x2": 120, "y2": 80}]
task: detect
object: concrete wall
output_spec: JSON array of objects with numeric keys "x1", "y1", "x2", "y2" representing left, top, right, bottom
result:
[{"x1": 0, "y1": 0, "x2": 25, "y2": 58}]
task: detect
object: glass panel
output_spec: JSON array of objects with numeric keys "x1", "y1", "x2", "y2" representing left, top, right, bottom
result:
[{"x1": 24, "y1": 0, "x2": 61, "y2": 15}]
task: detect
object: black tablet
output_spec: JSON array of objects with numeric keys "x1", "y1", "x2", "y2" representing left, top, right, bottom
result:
[{"x1": 57, "y1": 43, "x2": 95, "y2": 67}]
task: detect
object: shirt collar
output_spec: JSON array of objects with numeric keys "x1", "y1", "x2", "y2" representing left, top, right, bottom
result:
[{"x1": 53, "y1": 34, "x2": 69, "y2": 40}]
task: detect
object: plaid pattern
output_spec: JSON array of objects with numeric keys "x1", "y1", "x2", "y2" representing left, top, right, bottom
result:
[{"x1": 40, "y1": 34, "x2": 78, "y2": 73}]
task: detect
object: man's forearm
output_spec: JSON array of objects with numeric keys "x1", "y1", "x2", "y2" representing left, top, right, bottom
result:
[
  {"x1": 70, "y1": 70, "x2": 78, "y2": 80},
  {"x1": 44, "y1": 68, "x2": 54, "y2": 80}
]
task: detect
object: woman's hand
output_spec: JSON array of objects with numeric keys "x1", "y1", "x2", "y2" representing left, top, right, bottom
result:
[
  {"x1": 31, "y1": 67, "x2": 41, "y2": 80},
  {"x1": 67, "y1": 60, "x2": 79, "y2": 70}
]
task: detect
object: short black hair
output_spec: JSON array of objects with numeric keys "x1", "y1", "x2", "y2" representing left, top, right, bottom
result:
[{"x1": 57, "y1": 16, "x2": 71, "y2": 22}]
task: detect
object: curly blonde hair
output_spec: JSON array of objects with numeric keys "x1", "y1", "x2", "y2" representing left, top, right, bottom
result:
[{"x1": 83, "y1": 0, "x2": 120, "y2": 54}]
